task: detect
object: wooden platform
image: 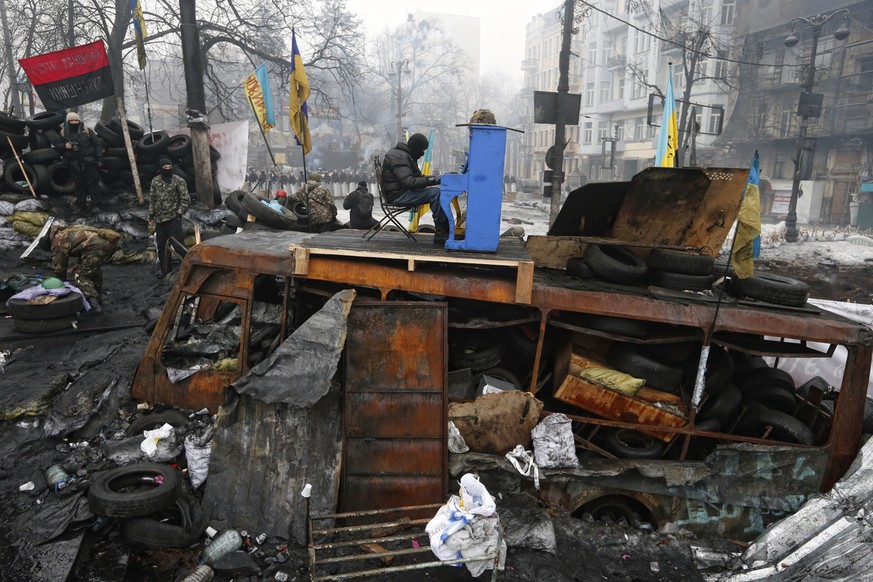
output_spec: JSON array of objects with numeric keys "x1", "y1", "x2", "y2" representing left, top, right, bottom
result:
[{"x1": 291, "y1": 230, "x2": 535, "y2": 303}]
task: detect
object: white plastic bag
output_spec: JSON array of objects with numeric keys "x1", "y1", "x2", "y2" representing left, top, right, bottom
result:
[
  {"x1": 140, "y1": 423, "x2": 174, "y2": 457},
  {"x1": 505, "y1": 444, "x2": 540, "y2": 489},
  {"x1": 426, "y1": 474, "x2": 498, "y2": 562},
  {"x1": 531, "y1": 413, "x2": 579, "y2": 468},
  {"x1": 448, "y1": 421, "x2": 469, "y2": 454},
  {"x1": 185, "y1": 427, "x2": 213, "y2": 488}
]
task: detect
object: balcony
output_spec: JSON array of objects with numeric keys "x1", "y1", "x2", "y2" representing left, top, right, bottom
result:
[
  {"x1": 521, "y1": 58, "x2": 539, "y2": 72},
  {"x1": 607, "y1": 55, "x2": 626, "y2": 70}
]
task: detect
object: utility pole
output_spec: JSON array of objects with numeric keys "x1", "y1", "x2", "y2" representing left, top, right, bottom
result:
[
  {"x1": 392, "y1": 59, "x2": 409, "y2": 144},
  {"x1": 549, "y1": 0, "x2": 575, "y2": 227},
  {"x1": 0, "y1": 0, "x2": 22, "y2": 117},
  {"x1": 180, "y1": 0, "x2": 215, "y2": 207}
]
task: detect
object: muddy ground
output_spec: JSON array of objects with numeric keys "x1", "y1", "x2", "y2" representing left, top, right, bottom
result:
[{"x1": 0, "y1": 195, "x2": 867, "y2": 581}]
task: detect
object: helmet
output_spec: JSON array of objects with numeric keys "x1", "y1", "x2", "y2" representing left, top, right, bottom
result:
[
  {"x1": 41, "y1": 277, "x2": 65, "y2": 289},
  {"x1": 469, "y1": 109, "x2": 496, "y2": 124}
]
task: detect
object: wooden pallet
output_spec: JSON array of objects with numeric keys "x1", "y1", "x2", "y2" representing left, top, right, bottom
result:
[{"x1": 290, "y1": 230, "x2": 535, "y2": 303}]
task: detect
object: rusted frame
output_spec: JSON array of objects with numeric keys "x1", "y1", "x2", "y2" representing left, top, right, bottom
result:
[{"x1": 307, "y1": 503, "x2": 502, "y2": 582}]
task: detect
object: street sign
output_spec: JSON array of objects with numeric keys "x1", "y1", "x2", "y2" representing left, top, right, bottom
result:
[{"x1": 534, "y1": 91, "x2": 581, "y2": 125}]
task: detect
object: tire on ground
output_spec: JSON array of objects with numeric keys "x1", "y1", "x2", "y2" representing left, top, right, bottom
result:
[
  {"x1": 121, "y1": 492, "x2": 206, "y2": 551},
  {"x1": 94, "y1": 121, "x2": 124, "y2": 146},
  {"x1": 26, "y1": 111, "x2": 64, "y2": 130},
  {"x1": 241, "y1": 191, "x2": 297, "y2": 230},
  {"x1": 566, "y1": 256, "x2": 594, "y2": 279},
  {"x1": 0, "y1": 129, "x2": 29, "y2": 151},
  {"x1": 733, "y1": 403, "x2": 814, "y2": 445},
  {"x1": 136, "y1": 131, "x2": 171, "y2": 155},
  {"x1": 647, "y1": 249, "x2": 714, "y2": 275},
  {"x1": 602, "y1": 428, "x2": 665, "y2": 459},
  {"x1": 473, "y1": 366, "x2": 523, "y2": 391},
  {"x1": 166, "y1": 134, "x2": 192, "y2": 158},
  {"x1": 126, "y1": 409, "x2": 191, "y2": 435},
  {"x1": 88, "y1": 463, "x2": 181, "y2": 518},
  {"x1": 48, "y1": 161, "x2": 76, "y2": 194},
  {"x1": 22, "y1": 148, "x2": 60, "y2": 165},
  {"x1": 583, "y1": 244, "x2": 648, "y2": 285},
  {"x1": 13, "y1": 316, "x2": 76, "y2": 334},
  {"x1": 647, "y1": 269, "x2": 714, "y2": 292},
  {"x1": 577, "y1": 314, "x2": 649, "y2": 338},
  {"x1": 4, "y1": 160, "x2": 38, "y2": 193},
  {"x1": 742, "y1": 384, "x2": 798, "y2": 414},
  {"x1": 606, "y1": 343, "x2": 683, "y2": 393},
  {"x1": 106, "y1": 118, "x2": 145, "y2": 140},
  {"x1": 224, "y1": 190, "x2": 246, "y2": 214},
  {"x1": 737, "y1": 273, "x2": 810, "y2": 308},
  {"x1": 0, "y1": 111, "x2": 27, "y2": 133}
]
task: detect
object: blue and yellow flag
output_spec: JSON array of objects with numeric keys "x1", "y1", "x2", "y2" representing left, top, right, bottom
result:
[
  {"x1": 421, "y1": 129, "x2": 435, "y2": 175},
  {"x1": 655, "y1": 63, "x2": 678, "y2": 167},
  {"x1": 732, "y1": 151, "x2": 762, "y2": 279},
  {"x1": 290, "y1": 30, "x2": 311, "y2": 154},
  {"x1": 243, "y1": 63, "x2": 275, "y2": 132},
  {"x1": 130, "y1": 0, "x2": 147, "y2": 69}
]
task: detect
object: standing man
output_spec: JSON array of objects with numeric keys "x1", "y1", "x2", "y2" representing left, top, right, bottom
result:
[
  {"x1": 149, "y1": 158, "x2": 190, "y2": 277},
  {"x1": 291, "y1": 172, "x2": 339, "y2": 233},
  {"x1": 343, "y1": 180, "x2": 377, "y2": 230},
  {"x1": 381, "y1": 133, "x2": 447, "y2": 244},
  {"x1": 39, "y1": 222, "x2": 120, "y2": 314},
  {"x1": 49, "y1": 112, "x2": 103, "y2": 211}
]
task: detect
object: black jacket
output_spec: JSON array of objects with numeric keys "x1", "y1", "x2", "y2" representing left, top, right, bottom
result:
[
  {"x1": 381, "y1": 143, "x2": 433, "y2": 202},
  {"x1": 343, "y1": 186, "x2": 376, "y2": 229},
  {"x1": 50, "y1": 123, "x2": 102, "y2": 166}
]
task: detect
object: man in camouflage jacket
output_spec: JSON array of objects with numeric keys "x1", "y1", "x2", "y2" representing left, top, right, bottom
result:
[
  {"x1": 291, "y1": 172, "x2": 339, "y2": 232},
  {"x1": 39, "y1": 223, "x2": 120, "y2": 311},
  {"x1": 149, "y1": 158, "x2": 190, "y2": 276}
]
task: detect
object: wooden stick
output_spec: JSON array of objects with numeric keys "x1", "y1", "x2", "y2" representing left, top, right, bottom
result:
[
  {"x1": 116, "y1": 96, "x2": 145, "y2": 205},
  {"x1": 6, "y1": 137, "x2": 38, "y2": 198}
]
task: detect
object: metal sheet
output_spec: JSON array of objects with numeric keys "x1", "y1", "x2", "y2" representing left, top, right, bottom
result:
[{"x1": 342, "y1": 303, "x2": 448, "y2": 513}]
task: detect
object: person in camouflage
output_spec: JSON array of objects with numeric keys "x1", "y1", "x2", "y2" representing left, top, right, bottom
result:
[
  {"x1": 290, "y1": 172, "x2": 339, "y2": 233},
  {"x1": 39, "y1": 223, "x2": 120, "y2": 313},
  {"x1": 149, "y1": 158, "x2": 190, "y2": 276}
]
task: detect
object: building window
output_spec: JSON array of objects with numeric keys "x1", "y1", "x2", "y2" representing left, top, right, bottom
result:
[
  {"x1": 634, "y1": 117, "x2": 646, "y2": 141},
  {"x1": 615, "y1": 122, "x2": 624, "y2": 141},
  {"x1": 779, "y1": 108, "x2": 794, "y2": 137},
  {"x1": 614, "y1": 76, "x2": 625, "y2": 100},
  {"x1": 720, "y1": 0, "x2": 735, "y2": 26},
  {"x1": 597, "y1": 121, "x2": 608, "y2": 140},
  {"x1": 633, "y1": 32, "x2": 651, "y2": 54},
  {"x1": 707, "y1": 109, "x2": 723, "y2": 135},
  {"x1": 584, "y1": 122, "x2": 593, "y2": 144},
  {"x1": 631, "y1": 79, "x2": 646, "y2": 99},
  {"x1": 586, "y1": 83, "x2": 595, "y2": 106},
  {"x1": 701, "y1": 0, "x2": 714, "y2": 22},
  {"x1": 600, "y1": 80, "x2": 611, "y2": 102}
]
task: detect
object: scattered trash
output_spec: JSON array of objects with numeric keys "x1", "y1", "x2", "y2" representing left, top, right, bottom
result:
[
  {"x1": 184, "y1": 426, "x2": 213, "y2": 488},
  {"x1": 19, "y1": 481, "x2": 35, "y2": 492},
  {"x1": 202, "y1": 528, "x2": 244, "y2": 566},
  {"x1": 179, "y1": 564, "x2": 214, "y2": 582},
  {"x1": 46, "y1": 464, "x2": 71, "y2": 491},
  {"x1": 139, "y1": 422, "x2": 176, "y2": 458},
  {"x1": 505, "y1": 444, "x2": 540, "y2": 490},
  {"x1": 0, "y1": 350, "x2": 11, "y2": 374},
  {"x1": 531, "y1": 413, "x2": 579, "y2": 469},
  {"x1": 448, "y1": 420, "x2": 469, "y2": 454}
]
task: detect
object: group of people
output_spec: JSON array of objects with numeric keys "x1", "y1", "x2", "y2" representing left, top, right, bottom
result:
[{"x1": 270, "y1": 173, "x2": 377, "y2": 233}]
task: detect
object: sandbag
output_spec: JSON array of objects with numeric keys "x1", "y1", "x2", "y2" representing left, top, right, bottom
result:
[
  {"x1": 0, "y1": 200, "x2": 14, "y2": 215},
  {"x1": 531, "y1": 413, "x2": 578, "y2": 469},
  {"x1": 449, "y1": 391, "x2": 543, "y2": 455},
  {"x1": 6, "y1": 210, "x2": 51, "y2": 227},
  {"x1": 14, "y1": 198, "x2": 45, "y2": 212},
  {"x1": 12, "y1": 220, "x2": 43, "y2": 238},
  {"x1": 579, "y1": 367, "x2": 645, "y2": 395}
]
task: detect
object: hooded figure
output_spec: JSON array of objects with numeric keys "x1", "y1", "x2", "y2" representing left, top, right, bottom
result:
[
  {"x1": 380, "y1": 134, "x2": 449, "y2": 244},
  {"x1": 343, "y1": 180, "x2": 377, "y2": 230},
  {"x1": 149, "y1": 157, "x2": 190, "y2": 276},
  {"x1": 290, "y1": 173, "x2": 338, "y2": 231},
  {"x1": 48, "y1": 112, "x2": 103, "y2": 210}
]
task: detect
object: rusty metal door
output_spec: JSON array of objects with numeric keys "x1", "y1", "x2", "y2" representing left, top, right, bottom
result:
[{"x1": 342, "y1": 302, "x2": 448, "y2": 512}]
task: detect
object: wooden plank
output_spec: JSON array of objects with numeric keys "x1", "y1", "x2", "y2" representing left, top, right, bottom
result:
[
  {"x1": 290, "y1": 245, "x2": 309, "y2": 275},
  {"x1": 515, "y1": 261, "x2": 534, "y2": 304},
  {"x1": 525, "y1": 235, "x2": 587, "y2": 269}
]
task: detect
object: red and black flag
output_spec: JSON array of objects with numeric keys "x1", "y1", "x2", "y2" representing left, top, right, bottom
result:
[{"x1": 19, "y1": 40, "x2": 114, "y2": 110}]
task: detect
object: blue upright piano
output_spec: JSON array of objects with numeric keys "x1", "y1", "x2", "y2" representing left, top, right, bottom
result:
[{"x1": 438, "y1": 124, "x2": 508, "y2": 253}]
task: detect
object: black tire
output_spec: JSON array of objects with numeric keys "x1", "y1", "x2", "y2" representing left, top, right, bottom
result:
[
  {"x1": 13, "y1": 316, "x2": 76, "y2": 334},
  {"x1": 450, "y1": 344, "x2": 503, "y2": 373},
  {"x1": 29, "y1": 130, "x2": 52, "y2": 151},
  {"x1": 4, "y1": 160, "x2": 38, "y2": 193},
  {"x1": 737, "y1": 273, "x2": 810, "y2": 308},
  {"x1": 797, "y1": 376, "x2": 832, "y2": 399},
  {"x1": 602, "y1": 428, "x2": 665, "y2": 459},
  {"x1": 639, "y1": 341, "x2": 700, "y2": 366},
  {"x1": 743, "y1": 385, "x2": 798, "y2": 414},
  {"x1": 166, "y1": 134, "x2": 192, "y2": 158},
  {"x1": 733, "y1": 403, "x2": 814, "y2": 445},
  {"x1": 224, "y1": 214, "x2": 243, "y2": 229},
  {"x1": 740, "y1": 367, "x2": 796, "y2": 394},
  {"x1": 0, "y1": 129, "x2": 29, "y2": 151},
  {"x1": 209, "y1": 145, "x2": 221, "y2": 160},
  {"x1": 88, "y1": 463, "x2": 181, "y2": 518},
  {"x1": 94, "y1": 121, "x2": 124, "y2": 146},
  {"x1": 647, "y1": 269, "x2": 714, "y2": 292},
  {"x1": 731, "y1": 354, "x2": 770, "y2": 383},
  {"x1": 606, "y1": 343, "x2": 683, "y2": 393},
  {"x1": 241, "y1": 192, "x2": 297, "y2": 230},
  {"x1": 290, "y1": 201, "x2": 310, "y2": 226},
  {"x1": 23, "y1": 148, "x2": 61, "y2": 165},
  {"x1": 106, "y1": 118, "x2": 145, "y2": 140},
  {"x1": 26, "y1": 111, "x2": 64, "y2": 130},
  {"x1": 101, "y1": 156, "x2": 128, "y2": 170},
  {"x1": 566, "y1": 256, "x2": 594, "y2": 279},
  {"x1": 48, "y1": 161, "x2": 76, "y2": 194},
  {"x1": 137, "y1": 131, "x2": 170, "y2": 155},
  {"x1": 32, "y1": 164, "x2": 52, "y2": 196},
  {"x1": 0, "y1": 111, "x2": 27, "y2": 133},
  {"x1": 681, "y1": 345, "x2": 733, "y2": 395},
  {"x1": 172, "y1": 165, "x2": 192, "y2": 183},
  {"x1": 647, "y1": 249, "x2": 714, "y2": 276},
  {"x1": 122, "y1": 492, "x2": 206, "y2": 551},
  {"x1": 583, "y1": 244, "x2": 648, "y2": 285},
  {"x1": 695, "y1": 417, "x2": 722, "y2": 432},
  {"x1": 105, "y1": 146, "x2": 129, "y2": 158},
  {"x1": 577, "y1": 314, "x2": 648, "y2": 338},
  {"x1": 224, "y1": 190, "x2": 246, "y2": 214},
  {"x1": 474, "y1": 366, "x2": 522, "y2": 391},
  {"x1": 126, "y1": 409, "x2": 190, "y2": 435}
]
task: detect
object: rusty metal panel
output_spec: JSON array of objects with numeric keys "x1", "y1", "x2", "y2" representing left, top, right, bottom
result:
[
  {"x1": 342, "y1": 303, "x2": 448, "y2": 513},
  {"x1": 610, "y1": 167, "x2": 748, "y2": 255}
]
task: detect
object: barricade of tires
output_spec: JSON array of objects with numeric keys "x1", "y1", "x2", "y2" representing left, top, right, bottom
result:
[
  {"x1": 0, "y1": 110, "x2": 220, "y2": 198},
  {"x1": 564, "y1": 244, "x2": 810, "y2": 308}
]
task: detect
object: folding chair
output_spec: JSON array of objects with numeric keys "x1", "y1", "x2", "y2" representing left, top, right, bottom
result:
[{"x1": 363, "y1": 154, "x2": 417, "y2": 241}]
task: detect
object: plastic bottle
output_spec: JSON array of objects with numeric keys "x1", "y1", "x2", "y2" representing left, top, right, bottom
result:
[
  {"x1": 179, "y1": 564, "x2": 214, "y2": 582},
  {"x1": 201, "y1": 529, "x2": 243, "y2": 565},
  {"x1": 46, "y1": 465, "x2": 70, "y2": 491}
]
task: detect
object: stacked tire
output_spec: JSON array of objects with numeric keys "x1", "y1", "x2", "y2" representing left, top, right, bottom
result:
[
  {"x1": 0, "y1": 111, "x2": 39, "y2": 195},
  {"x1": 7, "y1": 293, "x2": 85, "y2": 333},
  {"x1": 646, "y1": 249, "x2": 715, "y2": 292}
]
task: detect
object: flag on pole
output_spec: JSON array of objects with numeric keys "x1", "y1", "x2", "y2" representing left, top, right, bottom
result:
[
  {"x1": 243, "y1": 63, "x2": 275, "y2": 132},
  {"x1": 421, "y1": 129, "x2": 435, "y2": 175},
  {"x1": 290, "y1": 30, "x2": 312, "y2": 154},
  {"x1": 19, "y1": 41, "x2": 114, "y2": 110},
  {"x1": 655, "y1": 63, "x2": 678, "y2": 167},
  {"x1": 732, "y1": 151, "x2": 762, "y2": 279},
  {"x1": 130, "y1": 0, "x2": 147, "y2": 69}
]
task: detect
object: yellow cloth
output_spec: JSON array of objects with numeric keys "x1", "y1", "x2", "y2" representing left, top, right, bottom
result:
[
  {"x1": 579, "y1": 367, "x2": 646, "y2": 395},
  {"x1": 732, "y1": 181, "x2": 761, "y2": 279}
]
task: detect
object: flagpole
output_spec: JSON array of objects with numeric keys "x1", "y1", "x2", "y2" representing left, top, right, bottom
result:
[
  {"x1": 142, "y1": 68, "x2": 154, "y2": 135},
  {"x1": 247, "y1": 94, "x2": 277, "y2": 196},
  {"x1": 300, "y1": 114, "x2": 311, "y2": 232}
]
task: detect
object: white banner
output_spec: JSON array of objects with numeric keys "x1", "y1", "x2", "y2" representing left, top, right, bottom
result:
[{"x1": 168, "y1": 120, "x2": 249, "y2": 194}]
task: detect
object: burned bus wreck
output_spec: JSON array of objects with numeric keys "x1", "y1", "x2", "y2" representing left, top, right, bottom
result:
[{"x1": 132, "y1": 167, "x2": 873, "y2": 540}]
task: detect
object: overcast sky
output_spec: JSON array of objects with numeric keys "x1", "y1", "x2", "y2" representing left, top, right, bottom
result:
[{"x1": 345, "y1": 0, "x2": 556, "y2": 79}]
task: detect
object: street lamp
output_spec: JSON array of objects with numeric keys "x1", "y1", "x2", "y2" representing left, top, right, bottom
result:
[
  {"x1": 391, "y1": 59, "x2": 410, "y2": 144},
  {"x1": 783, "y1": 9, "x2": 850, "y2": 242}
]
